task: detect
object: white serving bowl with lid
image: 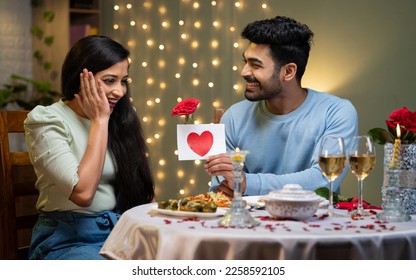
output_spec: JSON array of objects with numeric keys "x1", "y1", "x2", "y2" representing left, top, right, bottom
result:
[{"x1": 262, "y1": 184, "x2": 321, "y2": 220}]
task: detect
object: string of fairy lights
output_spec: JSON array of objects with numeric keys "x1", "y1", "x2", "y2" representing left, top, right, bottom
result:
[{"x1": 109, "y1": 0, "x2": 271, "y2": 200}]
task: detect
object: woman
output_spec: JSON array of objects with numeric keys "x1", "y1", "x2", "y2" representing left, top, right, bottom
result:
[{"x1": 24, "y1": 35, "x2": 155, "y2": 259}]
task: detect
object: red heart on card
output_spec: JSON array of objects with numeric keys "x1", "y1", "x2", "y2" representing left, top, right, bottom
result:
[{"x1": 187, "y1": 131, "x2": 214, "y2": 157}]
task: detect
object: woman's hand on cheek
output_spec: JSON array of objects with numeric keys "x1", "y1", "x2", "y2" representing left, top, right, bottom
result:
[{"x1": 76, "y1": 69, "x2": 110, "y2": 121}]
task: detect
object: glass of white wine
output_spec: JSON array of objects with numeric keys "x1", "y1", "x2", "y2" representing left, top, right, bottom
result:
[
  {"x1": 318, "y1": 136, "x2": 346, "y2": 217},
  {"x1": 348, "y1": 135, "x2": 376, "y2": 216}
]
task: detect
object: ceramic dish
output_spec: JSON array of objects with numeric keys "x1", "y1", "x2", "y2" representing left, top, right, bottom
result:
[
  {"x1": 245, "y1": 195, "x2": 327, "y2": 208},
  {"x1": 262, "y1": 184, "x2": 321, "y2": 220}
]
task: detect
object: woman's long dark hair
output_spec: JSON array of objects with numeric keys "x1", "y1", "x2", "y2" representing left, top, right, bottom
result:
[{"x1": 61, "y1": 35, "x2": 154, "y2": 213}]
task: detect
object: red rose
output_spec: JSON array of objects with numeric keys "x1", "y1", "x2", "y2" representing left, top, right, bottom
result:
[
  {"x1": 369, "y1": 107, "x2": 416, "y2": 144},
  {"x1": 171, "y1": 98, "x2": 200, "y2": 116},
  {"x1": 386, "y1": 107, "x2": 416, "y2": 134},
  {"x1": 402, "y1": 110, "x2": 416, "y2": 133}
]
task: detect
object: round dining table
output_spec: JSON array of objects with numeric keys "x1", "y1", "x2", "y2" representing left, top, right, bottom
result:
[{"x1": 100, "y1": 201, "x2": 416, "y2": 260}]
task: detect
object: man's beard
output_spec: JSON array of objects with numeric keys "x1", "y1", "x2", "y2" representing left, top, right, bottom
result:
[{"x1": 244, "y1": 77, "x2": 282, "y2": 102}]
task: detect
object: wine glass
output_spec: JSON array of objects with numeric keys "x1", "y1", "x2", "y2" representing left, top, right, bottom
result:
[
  {"x1": 318, "y1": 136, "x2": 346, "y2": 217},
  {"x1": 348, "y1": 135, "x2": 376, "y2": 216}
]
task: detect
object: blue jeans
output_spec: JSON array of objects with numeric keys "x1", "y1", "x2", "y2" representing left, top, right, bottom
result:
[{"x1": 29, "y1": 210, "x2": 120, "y2": 260}]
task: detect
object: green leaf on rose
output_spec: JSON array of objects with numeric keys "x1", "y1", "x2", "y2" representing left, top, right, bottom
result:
[
  {"x1": 368, "y1": 128, "x2": 394, "y2": 145},
  {"x1": 314, "y1": 187, "x2": 352, "y2": 205}
]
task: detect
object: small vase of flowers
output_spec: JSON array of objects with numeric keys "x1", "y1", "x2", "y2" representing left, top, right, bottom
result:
[{"x1": 368, "y1": 107, "x2": 416, "y2": 214}]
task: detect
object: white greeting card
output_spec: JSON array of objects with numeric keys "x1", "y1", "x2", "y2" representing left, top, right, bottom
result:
[{"x1": 176, "y1": 124, "x2": 226, "y2": 160}]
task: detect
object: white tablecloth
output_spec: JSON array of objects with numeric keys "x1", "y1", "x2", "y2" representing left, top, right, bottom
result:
[{"x1": 100, "y1": 203, "x2": 416, "y2": 260}]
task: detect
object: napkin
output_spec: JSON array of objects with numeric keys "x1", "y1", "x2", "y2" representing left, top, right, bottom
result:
[{"x1": 335, "y1": 196, "x2": 382, "y2": 211}]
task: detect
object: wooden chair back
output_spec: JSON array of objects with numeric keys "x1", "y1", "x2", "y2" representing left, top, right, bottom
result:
[
  {"x1": 213, "y1": 108, "x2": 225, "y2": 124},
  {"x1": 0, "y1": 110, "x2": 38, "y2": 259}
]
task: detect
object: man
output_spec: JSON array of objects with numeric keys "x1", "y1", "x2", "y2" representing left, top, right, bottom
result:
[{"x1": 205, "y1": 16, "x2": 358, "y2": 197}]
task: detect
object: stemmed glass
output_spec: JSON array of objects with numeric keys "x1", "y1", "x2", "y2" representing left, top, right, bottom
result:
[
  {"x1": 218, "y1": 149, "x2": 260, "y2": 227},
  {"x1": 348, "y1": 135, "x2": 376, "y2": 216},
  {"x1": 318, "y1": 136, "x2": 346, "y2": 217}
]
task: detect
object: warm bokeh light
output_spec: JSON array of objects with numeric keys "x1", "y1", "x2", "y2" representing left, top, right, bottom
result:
[
  {"x1": 194, "y1": 21, "x2": 201, "y2": 28},
  {"x1": 110, "y1": 0, "x2": 276, "y2": 200},
  {"x1": 156, "y1": 171, "x2": 165, "y2": 180},
  {"x1": 191, "y1": 41, "x2": 199, "y2": 48},
  {"x1": 158, "y1": 6, "x2": 167, "y2": 14},
  {"x1": 158, "y1": 119, "x2": 166, "y2": 126}
]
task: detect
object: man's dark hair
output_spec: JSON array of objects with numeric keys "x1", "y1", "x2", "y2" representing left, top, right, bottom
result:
[{"x1": 241, "y1": 16, "x2": 314, "y2": 83}]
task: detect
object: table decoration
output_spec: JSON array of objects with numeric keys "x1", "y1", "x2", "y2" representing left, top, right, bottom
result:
[
  {"x1": 218, "y1": 148, "x2": 260, "y2": 227},
  {"x1": 368, "y1": 107, "x2": 416, "y2": 215},
  {"x1": 335, "y1": 196, "x2": 382, "y2": 211},
  {"x1": 314, "y1": 186, "x2": 352, "y2": 204},
  {"x1": 389, "y1": 124, "x2": 401, "y2": 169},
  {"x1": 377, "y1": 124, "x2": 410, "y2": 221},
  {"x1": 376, "y1": 168, "x2": 411, "y2": 222}
]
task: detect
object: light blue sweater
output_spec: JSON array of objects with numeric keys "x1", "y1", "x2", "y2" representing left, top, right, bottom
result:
[{"x1": 209, "y1": 89, "x2": 358, "y2": 195}]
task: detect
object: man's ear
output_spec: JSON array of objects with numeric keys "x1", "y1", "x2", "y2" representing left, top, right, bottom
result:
[{"x1": 281, "y1": 63, "x2": 297, "y2": 81}]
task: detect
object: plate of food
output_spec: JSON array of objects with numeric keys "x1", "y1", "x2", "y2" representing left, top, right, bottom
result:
[
  {"x1": 318, "y1": 197, "x2": 329, "y2": 208},
  {"x1": 149, "y1": 192, "x2": 230, "y2": 218},
  {"x1": 243, "y1": 196, "x2": 265, "y2": 209},
  {"x1": 149, "y1": 205, "x2": 227, "y2": 218},
  {"x1": 188, "y1": 191, "x2": 232, "y2": 208}
]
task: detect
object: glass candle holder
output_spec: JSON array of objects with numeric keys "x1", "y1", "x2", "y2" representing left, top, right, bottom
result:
[
  {"x1": 377, "y1": 168, "x2": 411, "y2": 222},
  {"x1": 218, "y1": 149, "x2": 260, "y2": 227}
]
